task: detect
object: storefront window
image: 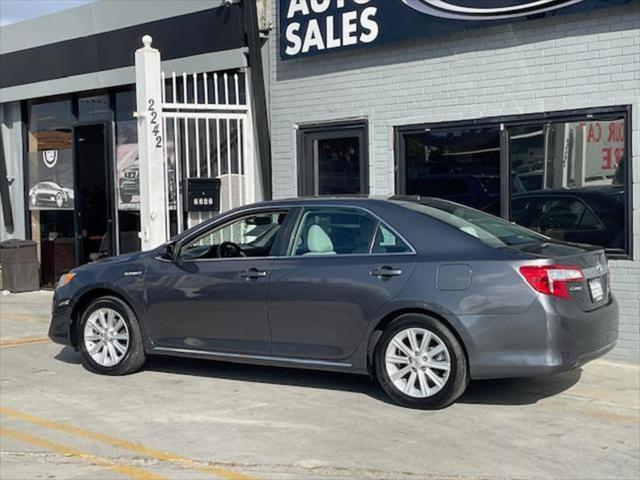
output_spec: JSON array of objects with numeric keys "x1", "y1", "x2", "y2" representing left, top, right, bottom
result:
[
  {"x1": 402, "y1": 126, "x2": 501, "y2": 211},
  {"x1": 78, "y1": 93, "x2": 110, "y2": 122},
  {"x1": 397, "y1": 109, "x2": 630, "y2": 256},
  {"x1": 114, "y1": 88, "x2": 142, "y2": 253},
  {"x1": 509, "y1": 117, "x2": 627, "y2": 253},
  {"x1": 27, "y1": 97, "x2": 75, "y2": 287}
]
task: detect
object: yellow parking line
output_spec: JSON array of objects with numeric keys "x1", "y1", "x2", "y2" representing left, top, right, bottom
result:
[
  {"x1": 0, "y1": 407, "x2": 253, "y2": 480},
  {"x1": 0, "y1": 426, "x2": 166, "y2": 480},
  {"x1": 0, "y1": 336, "x2": 50, "y2": 348}
]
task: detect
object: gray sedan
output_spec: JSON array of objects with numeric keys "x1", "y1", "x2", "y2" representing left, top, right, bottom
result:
[{"x1": 49, "y1": 197, "x2": 618, "y2": 409}]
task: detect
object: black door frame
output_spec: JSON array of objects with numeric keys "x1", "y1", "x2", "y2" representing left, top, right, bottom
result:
[
  {"x1": 72, "y1": 121, "x2": 117, "y2": 265},
  {"x1": 297, "y1": 120, "x2": 369, "y2": 196}
]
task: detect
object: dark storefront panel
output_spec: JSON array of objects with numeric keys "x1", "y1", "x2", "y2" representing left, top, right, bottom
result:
[
  {"x1": 397, "y1": 107, "x2": 631, "y2": 257},
  {"x1": 403, "y1": 126, "x2": 500, "y2": 211},
  {"x1": 0, "y1": 6, "x2": 245, "y2": 88}
]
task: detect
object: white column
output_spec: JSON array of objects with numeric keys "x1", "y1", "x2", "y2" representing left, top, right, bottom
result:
[{"x1": 135, "y1": 35, "x2": 167, "y2": 250}]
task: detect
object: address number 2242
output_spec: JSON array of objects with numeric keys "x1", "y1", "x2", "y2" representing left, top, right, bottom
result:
[{"x1": 148, "y1": 99, "x2": 162, "y2": 148}]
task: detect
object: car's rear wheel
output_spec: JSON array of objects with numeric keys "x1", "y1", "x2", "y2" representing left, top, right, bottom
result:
[
  {"x1": 374, "y1": 314, "x2": 468, "y2": 409},
  {"x1": 78, "y1": 296, "x2": 146, "y2": 375}
]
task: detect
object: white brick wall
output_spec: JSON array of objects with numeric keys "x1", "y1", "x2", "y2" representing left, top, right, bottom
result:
[{"x1": 269, "y1": 3, "x2": 640, "y2": 363}]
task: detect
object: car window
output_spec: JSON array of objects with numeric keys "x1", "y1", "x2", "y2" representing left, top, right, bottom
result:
[
  {"x1": 180, "y1": 210, "x2": 288, "y2": 260},
  {"x1": 292, "y1": 208, "x2": 378, "y2": 256},
  {"x1": 371, "y1": 224, "x2": 411, "y2": 254},
  {"x1": 397, "y1": 200, "x2": 548, "y2": 248}
]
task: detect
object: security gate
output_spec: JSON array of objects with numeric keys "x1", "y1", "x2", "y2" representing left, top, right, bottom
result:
[
  {"x1": 135, "y1": 36, "x2": 256, "y2": 250},
  {"x1": 161, "y1": 69, "x2": 255, "y2": 233}
]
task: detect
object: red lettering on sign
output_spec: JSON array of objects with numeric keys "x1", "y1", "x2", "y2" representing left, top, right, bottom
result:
[
  {"x1": 607, "y1": 122, "x2": 624, "y2": 142},
  {"x1": 615, "y1": 147, "x2": 623, "y2": 166},
  {"x1": 588, "y1": 123, "x2": 602, "y2": 143},
  {"x1": 602, "y1": 148, "x2": 612, "y2": 169}
]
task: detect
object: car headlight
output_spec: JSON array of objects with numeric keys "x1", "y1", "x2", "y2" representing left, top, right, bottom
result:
[{"x1": 56, "y1": 272, "x2": 75, "y2": 289}]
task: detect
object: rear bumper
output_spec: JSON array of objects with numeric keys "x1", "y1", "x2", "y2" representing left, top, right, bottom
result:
[{"x1": 465, "y1": 296, "x2": 619, "y2": 379}]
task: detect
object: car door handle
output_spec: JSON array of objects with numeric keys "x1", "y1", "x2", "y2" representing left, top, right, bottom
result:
[
  {"x1": 240, "y1": 268, "x2": 267, "y2": 280},
  {"x1": 371, "y1": 266, "x2": 403, "y2": 278}
]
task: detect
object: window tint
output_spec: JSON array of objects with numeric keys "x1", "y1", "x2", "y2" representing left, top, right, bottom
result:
[
  {"x1": 292, "y1": 208, "x2": 377, "y2": 256},
  {"x1": 372, "y1": 224, "x2": 411, "y2": 254},
  {"x1": 402, "y1": 126, "x2": 501, "y2": 211},
  {"x1": 509, "y1": 116, "x2": 626, "y2": 252},
  {"x1": 398, "y1": 200, "x2": 547, "y2": 249},
  {"x1": 181, "y1": 211, "x2": 287, "y2": 260}
]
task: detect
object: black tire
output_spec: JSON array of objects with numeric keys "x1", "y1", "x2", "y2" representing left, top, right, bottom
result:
[
  {"x1": 121, "y1": 193, "x2": 132, "y2": 203},
  {"x1": 55, "y1": 192, "x2": 64, "y2": 208},
  {"x1": 374, "y1": 313, "x2": 468, "y2": 409},
  {"x1": 78, "y1": 296, "x2": 146, "y2": 375}
]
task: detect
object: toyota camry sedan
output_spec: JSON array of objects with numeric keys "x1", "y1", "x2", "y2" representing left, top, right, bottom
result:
[{"x1": 49, "y1": 197, "x2": 618, "y2": 409}]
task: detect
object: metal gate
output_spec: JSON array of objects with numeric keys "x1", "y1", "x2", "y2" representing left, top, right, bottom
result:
[{"x1": 161, "y1": 69, "x2": 255, "y2": 234}]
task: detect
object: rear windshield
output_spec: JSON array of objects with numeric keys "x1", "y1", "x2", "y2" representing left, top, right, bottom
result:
[{"x1": 396, "y1": 200, "x2": 548, "y2": 248}]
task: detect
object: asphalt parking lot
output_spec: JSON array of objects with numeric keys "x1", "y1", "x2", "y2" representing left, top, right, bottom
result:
[{"x1": 1, "y1": 291, "x2": 639, "y2": 480}]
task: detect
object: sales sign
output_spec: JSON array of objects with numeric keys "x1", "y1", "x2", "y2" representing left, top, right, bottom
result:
[{"x1": 280, "y1": 0, "x2": 636, "y2": 59}]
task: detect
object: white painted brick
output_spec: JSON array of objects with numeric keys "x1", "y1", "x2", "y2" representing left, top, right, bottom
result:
[{"x1": 269, "y1": 3, "x2": 640, "y2": 363}]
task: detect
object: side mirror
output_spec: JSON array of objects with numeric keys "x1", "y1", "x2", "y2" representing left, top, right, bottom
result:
[{"x1": 158, "y1": 242, "x2": 176, "y2": 261}]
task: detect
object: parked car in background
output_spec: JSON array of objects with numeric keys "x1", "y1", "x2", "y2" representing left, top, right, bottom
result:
[
  {"x1": 49, "y1": 197, "x2": 618, "y2": 409},
  {"x1": 484, "y1": 186, "x2": 626, "y2": 252},
  {"x1": 29, "y1": 181, "x2": 74, "y2": 208}
]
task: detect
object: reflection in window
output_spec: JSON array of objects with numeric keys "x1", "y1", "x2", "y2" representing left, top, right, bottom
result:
[
  {"x1": 403, "y1": 127, "x2": 500, "y2": 211},
  {"x1": 78, "y1": 94, "x2": 110, "y2": 122},
  {"x1": 316, "y1": 137, "x2": 361, "y2": 195},
  {"x1": 509, "y1": 117, "x2": 626, "y2": 252}
]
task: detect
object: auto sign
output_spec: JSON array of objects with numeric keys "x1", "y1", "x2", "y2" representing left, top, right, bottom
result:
[
  {"x1": 400, "y1": 0, "x2": 586, "y2": 20},
  {"x1": 279, "y1": 0, "x2": 633, "y2": 60}
]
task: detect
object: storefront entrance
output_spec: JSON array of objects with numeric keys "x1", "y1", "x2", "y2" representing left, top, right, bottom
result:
[{"x1": 73, "y1": 124, "x2": 115, "y2": 265}]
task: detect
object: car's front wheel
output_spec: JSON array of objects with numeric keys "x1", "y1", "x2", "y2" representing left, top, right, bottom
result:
[
  {"x1": 374, "y1": 314, "x2": 468, "y2": 409},
  {"x1": 78, "y1": 296, "x2": 146, "y2": 375}
]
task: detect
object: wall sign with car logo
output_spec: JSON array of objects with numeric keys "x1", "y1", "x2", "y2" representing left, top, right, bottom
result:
[
  {"x1": 280, "y1": 0, "x2": 633, "y2": 59},
  {"x1": 42, "y1": 150, "x2": 58, "y2": 168},
  {"x1": 28, "y1": 146, "x2": 74, "y2": 210}
]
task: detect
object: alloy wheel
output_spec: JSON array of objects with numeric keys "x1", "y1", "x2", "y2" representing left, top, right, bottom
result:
[
  {"x1": 83, "y1": 308, "x2": 130, "y2": 367},
  {"x1": 385, "y1": 327, "x2": 451, "y2": 398}
]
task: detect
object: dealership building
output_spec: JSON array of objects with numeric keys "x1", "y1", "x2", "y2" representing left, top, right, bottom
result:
[{"x1": 1, "y1": 0, "x2": 639, "y2": 362}]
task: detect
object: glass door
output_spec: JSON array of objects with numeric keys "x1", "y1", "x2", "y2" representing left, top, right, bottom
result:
[
  {"x1": 73, "y1": 124, "x2": 115, "y2": 265},
  {"x1": 298, "y1": 122, "x2": 368, "y2": 196}
]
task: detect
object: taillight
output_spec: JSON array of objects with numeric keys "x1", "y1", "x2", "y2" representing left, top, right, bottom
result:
[{"x1": 519, "y1": 264, "x2": 585, "y2": 300}]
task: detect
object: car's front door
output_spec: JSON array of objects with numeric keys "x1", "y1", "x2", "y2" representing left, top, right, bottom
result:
[
  {"x1": 267, "y1": 207, "x2": 417, "y2": 362},
  {"x1": 144, "y1": 209, "x2": 291, "y2": 355}
]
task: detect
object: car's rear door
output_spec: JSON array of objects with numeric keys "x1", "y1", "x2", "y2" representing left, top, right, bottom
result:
[{"x1": 267, "y1": 206, "x2": 417, "y2": 362}]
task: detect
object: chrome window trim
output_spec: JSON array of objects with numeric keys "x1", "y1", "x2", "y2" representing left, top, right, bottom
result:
[
  {"x1": 170, "y1": 203, "x2": 418, "y2": 263},
  {"x1": 153, "y1": 346, "x2": 352, "y2": 368}
]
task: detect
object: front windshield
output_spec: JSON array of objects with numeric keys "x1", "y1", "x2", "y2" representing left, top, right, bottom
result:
[{"x1": 396, "y1": 200, "x2": 548, "y2": 248}]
